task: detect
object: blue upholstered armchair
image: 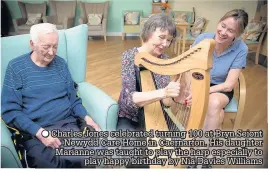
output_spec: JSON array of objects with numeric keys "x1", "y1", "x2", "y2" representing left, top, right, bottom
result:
[{"x1": 1, "y1": 24, "x2": 118, "y2": 168}]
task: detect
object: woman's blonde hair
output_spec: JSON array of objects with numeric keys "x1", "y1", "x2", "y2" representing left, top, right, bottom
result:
[{"x1": 219, "y1": 9, "x2": 248, "y2": 35}]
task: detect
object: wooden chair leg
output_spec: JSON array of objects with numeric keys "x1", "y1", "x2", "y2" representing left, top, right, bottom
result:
[
  {"x1": 104, "y1": 35, "x2": 107, "y2": 42},
  {"x1": 122, "y1": 33, "x2": 125, "y2": 40},
  {"x1": 255, "y1": 45, "x2": 262, "y2": 65}
]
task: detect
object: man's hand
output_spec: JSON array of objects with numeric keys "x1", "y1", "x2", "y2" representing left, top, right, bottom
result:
[
  {"x1": 36, "y1": 128, "x2": 61, "y2": 149},
  {"x1": 84, "y1": 115, "x2": 101, "y2": 131}
]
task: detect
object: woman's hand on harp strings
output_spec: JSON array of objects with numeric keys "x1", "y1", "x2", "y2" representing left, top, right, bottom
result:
[
  {"x1": 185, "y1": 93, "x2": 192, "y2": 106},
  {"x1": 132, "y1": 81, "x2": 180, "y2": 108},
  {"x1": 171, "y1": 92, "x2": 192, "y2": 106},
  {"x1": 161, "y1": 81, "x2": 180, "y2": 108},
  {"x1": 131, "y1": 79, "x2": 180, "y2": 108},
  {"x1": 163, "y1": 81, "x2": 181, "y2": 98}
]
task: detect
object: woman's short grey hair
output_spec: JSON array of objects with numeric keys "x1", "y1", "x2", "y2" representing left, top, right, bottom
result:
[
  {"x1": 141, "y1": 14, "x2": 177, "y2": 43},
  {"x1": 30, "y1": 23, "x2": 58, "y2": 44}
]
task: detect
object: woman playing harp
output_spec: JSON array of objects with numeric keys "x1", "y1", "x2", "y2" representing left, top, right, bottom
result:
[
  {"x1": 117, "y1": 14, "x2": 190, "y2": 168},
  {"x1": 118, "y1": 14, "x2": 189, "y2": 131}
]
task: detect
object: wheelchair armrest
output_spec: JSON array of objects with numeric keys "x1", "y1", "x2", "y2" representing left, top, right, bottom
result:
[
  {"x1": 1, "y1": 120, "x2": 23, "y2": 168},
  {"x1": 77, "y1": 82, "x2": 118, "y2": 131}
]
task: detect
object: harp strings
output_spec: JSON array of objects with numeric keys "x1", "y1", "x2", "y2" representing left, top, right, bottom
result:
[
  {"x1": 182, "y1": 71, "x2": 192, "y2": 128},
  {"x1": 167, "y1": 71, "x2": 192, "y2": 131},
  {"x1": 170, "y1": 73, "x2": 183, "y2": 132},
  {"x1": 179, "y1": 71, "x2": 191, "y2": 128}
]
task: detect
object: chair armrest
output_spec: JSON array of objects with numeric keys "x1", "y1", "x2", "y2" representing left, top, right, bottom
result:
[
  {"x1": 242, "y1": 27, "x2": 267, "y2": 39},
  {"x1": 43, "y1": 16, "x2": 57, "y2": 24},
  {"x1": 79, "y1": 17, "x2": 87, "y2": 24},
  {"x1": 189, "y1": 27, "x2": 204, "y2": 31},
  {"x1": 233, "y1": 72, "x2": 246, "y2": 130},
  {"x1": 77, "y1": 82, "x2": 118, "y2": 131},
  {"x1": 188, "y1": 19, "x2": 208, "y2": 33},
  {"x1": 188, "y1": 23, "x2": 205, "y2": 31},
  {"x1": 1, "y1": 121, "x2": 22, "y2": 168},
  {"x1": 63, "y1": 17, "x2": 74, "y2": 29},
  {"x1": 242, "y1": 30, "x2": 258, "y2": 41},
  {"x1": 13, "y1": 18, "x2": 27, "y2": 25},
  {"x1": 12, "y1": 18, "x2": 27, "y2": 32}
]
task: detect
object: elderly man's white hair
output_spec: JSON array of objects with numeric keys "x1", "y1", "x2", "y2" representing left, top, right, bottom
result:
[{"x1": 30, "y1": 23, "x2": 58, "y2": 44}]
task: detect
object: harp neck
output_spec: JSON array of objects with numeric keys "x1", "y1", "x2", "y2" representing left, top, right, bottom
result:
[{"x1": 135, "y1": 39, "x2": 215, "y2": 75}]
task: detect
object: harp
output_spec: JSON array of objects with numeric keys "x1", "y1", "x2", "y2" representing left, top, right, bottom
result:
[{"x1": 134, "y1": 39, "x2": 215, "y2": 168}]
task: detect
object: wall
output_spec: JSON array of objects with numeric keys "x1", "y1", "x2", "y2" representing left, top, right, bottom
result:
[
  {"x1": 170, "y1": 0, "x2": 258, "y2": 32},
  {"x1": 5, "y1": 0, "x2": 258, "y2": 35}
]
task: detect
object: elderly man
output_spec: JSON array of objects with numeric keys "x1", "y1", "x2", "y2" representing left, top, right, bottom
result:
[{"x1": 1, "y1": 23, "x2": 101, "y2": 168}]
